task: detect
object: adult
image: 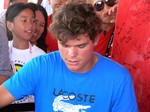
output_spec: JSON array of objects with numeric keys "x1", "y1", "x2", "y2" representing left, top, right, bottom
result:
[
  {"x1": 28, "y1": 3, "x2": 48, "y2": 52},
  {"x1": 0, "y1": 24, "x2": 12, "y2": 84},
  {"x1": 88, "y1": 0, "x2": 118, "y2": 56},
  {"x1": 0, "y1": 2, "x2": 137, "y2": 112}
]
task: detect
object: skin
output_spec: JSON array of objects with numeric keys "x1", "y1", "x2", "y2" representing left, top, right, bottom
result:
[
  {"x1": 7, "y1": 9, "x2": 36, "y2": 49},
  {"x1": 0, "y1": 85, "x2": 15, "y2": 108},
  {"x1": 0, "y1": 76, "x2": 9, "y2": 85},
  {"x1": 37, "y1": 0, "x2": 43, "y2": 4},
  {"x1": 58, "y1": 34, "x2": 98, "y2": 73},
  {"x1": 49, "y1": 0, "x2": 68, "y2": 13},
  {"x1": 9, "y1": 0, "x2": 28, "y2": 5},
  {"x1": 88, "y1": 0, "x2": 118, "y2": 31},
  {"x1": 30, "y1": 10, "x2": 45, "y2": 45}
]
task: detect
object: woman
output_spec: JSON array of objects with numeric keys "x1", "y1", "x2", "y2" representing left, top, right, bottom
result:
[{"x1": 28, "y1": 3, "x2": 48, "y2": 52}]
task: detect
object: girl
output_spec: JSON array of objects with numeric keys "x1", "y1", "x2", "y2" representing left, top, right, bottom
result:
[{"x1": 6, "y1": 3, "x2": 46, "y2": 104}]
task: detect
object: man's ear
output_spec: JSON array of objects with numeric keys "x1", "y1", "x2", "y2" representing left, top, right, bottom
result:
[
  {"x1": 94, "y1": 35, "x2": 100, "y2": 46},
  {"x1": 6, "y1": 21, "x2": 14, "y2": 31}
]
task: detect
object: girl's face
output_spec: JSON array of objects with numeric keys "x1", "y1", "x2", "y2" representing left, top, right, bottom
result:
[
  {"x1": 30, "y1": 10, "x2": 45, "y2": 44},
  {"x1": 7, "y1": 8, "x2": 36, "y2": 41}
]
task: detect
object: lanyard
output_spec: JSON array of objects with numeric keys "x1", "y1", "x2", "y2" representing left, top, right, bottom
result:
[
  {"x1": 10, "y1": 41, "x2": 32, "y2": 54},
  {"x1": 105, "y1": 29, "x2": 114, "y2": 57}
]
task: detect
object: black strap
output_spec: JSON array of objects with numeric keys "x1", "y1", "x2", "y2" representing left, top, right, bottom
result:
[{"x1": 105, "y1": 29, "x2": 114, "y2": 57}]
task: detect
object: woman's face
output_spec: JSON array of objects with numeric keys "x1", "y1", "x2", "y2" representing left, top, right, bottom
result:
[{"x1": 30, "y1": 10, "x2": 45, "y2": 44}]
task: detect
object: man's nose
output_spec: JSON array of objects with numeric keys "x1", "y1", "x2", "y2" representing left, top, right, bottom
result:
[{"x1": 68, "y1": 47, "x2": 78, "y2": 57}]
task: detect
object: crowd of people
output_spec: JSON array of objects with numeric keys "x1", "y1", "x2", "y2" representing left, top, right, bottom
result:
[{"x1": 0, "y1": 0, "x2": 149, "y2": 112}]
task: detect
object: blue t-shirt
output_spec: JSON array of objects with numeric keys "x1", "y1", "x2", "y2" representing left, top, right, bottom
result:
[{"x1": 4, "y1": 51, "x2": 138, "y2": 112}]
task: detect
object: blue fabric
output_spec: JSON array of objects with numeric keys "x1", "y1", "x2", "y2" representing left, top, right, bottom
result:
[{"x1": 4, "y1": 51, "x2": 138, "y2": 112}]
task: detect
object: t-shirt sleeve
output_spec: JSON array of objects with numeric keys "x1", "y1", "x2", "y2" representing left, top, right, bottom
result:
[
  {"x1": 0, "y1": 25, "x2": 12, "y2": 77},
  {"x1": 112, "y1": 69, "x2": 138, "y2": 112},
  {"x1": 3, "y1": 57, "x2": 41, "y2": 100}
]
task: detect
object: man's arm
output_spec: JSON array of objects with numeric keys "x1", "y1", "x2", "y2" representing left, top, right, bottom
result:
[
  {"x1": 0, "y1": 84, "x2": 15, "y2": 108},
  {"x1": 0, "y1": 24, "x2": 12, "y2": 85},
  {"x1": 0, "y1": 76, "x2": 9, "y2": 85}
]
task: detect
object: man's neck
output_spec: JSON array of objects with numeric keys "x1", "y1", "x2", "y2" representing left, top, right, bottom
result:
[{"x1": 101, "y1": 23, "x2": 115, "y2": 32}]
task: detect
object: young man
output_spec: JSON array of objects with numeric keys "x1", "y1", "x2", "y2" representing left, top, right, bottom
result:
[
  {"x1": 0, "y1": 24, "x2": 12, "y2": 84},
  {"x1": 88, "y1": 0, "x2": 118, "y2": 57},
  {"x1": 0, "y1": 2, "x2": 138, "y2": 112}
]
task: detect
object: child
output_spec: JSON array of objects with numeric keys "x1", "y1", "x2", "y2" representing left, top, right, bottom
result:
[{"x1": 6, "y1": 3, "x2": 46, "y2": 103}]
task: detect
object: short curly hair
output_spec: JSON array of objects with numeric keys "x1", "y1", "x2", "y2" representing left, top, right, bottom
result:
[{"x1": 50, "y1": 3, "x2": 102, "y2": 43}]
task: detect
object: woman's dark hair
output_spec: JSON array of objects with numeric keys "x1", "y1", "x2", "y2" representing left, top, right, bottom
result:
[
  {"x1": 50, "y1": 3, "x2": 102, "y2": 43},
  {"x1": 6, "y1": 2, "x2": 35, "y2": 40},
  {"x1": 27, "y1": 2, "x2": 48, "y2": 52}
]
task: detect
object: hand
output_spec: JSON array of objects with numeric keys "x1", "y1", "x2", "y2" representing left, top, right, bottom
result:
[{"x1": 102, "y1": 4, "x2": 118, "y2": 24}]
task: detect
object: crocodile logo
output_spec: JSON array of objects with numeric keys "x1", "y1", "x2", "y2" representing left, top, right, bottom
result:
[{"x1": 53, "y1": 95, "x2": 91, "y2": 112}]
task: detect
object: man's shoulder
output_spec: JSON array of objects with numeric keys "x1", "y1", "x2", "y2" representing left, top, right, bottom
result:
[
  {"x1": 97, "y1": 53, "x2": 130, "y2": 77},
  {"x1": 33, "y1": 51, "x2": 61, "y2": 61}
]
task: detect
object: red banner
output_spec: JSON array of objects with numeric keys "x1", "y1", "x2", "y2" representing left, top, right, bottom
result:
[{"x1": 111, "y1": 0, "x2": 150, "y2": 112}]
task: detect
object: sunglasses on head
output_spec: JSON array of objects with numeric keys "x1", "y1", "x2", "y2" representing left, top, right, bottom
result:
[{"x1": 94, "y1": 0, "x2": 116, "y2": 11}]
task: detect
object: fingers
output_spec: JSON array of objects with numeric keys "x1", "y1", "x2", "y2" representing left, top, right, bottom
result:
[
  {"x1": 110, "y1": 19, "x2": 116, "y2": 23},
  {"x1": 101, "y1": 4, "x2": 118, "y2": 23},
  {"x1": 102, "y1": 4, "x2": 118, "y2": 15}
]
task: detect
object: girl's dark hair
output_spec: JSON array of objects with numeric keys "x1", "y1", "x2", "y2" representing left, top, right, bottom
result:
[
  {"x1": 6, "y1": 3, "x2": 35, "y2": 40},
  {"x1": 27, "y1": 2, "x2": 48, "y2": 52},
  {"x1": 50, "y1": 3, "x2": 102, "y2": 43}
]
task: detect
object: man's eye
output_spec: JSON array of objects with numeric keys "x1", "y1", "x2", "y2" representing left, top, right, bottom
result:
[
  {"x1": 62, "y1": 44, "x2": 69, "y2": 48},
  {"x1": 78, "y1": 44, "x2": 86, "y2": 48}
]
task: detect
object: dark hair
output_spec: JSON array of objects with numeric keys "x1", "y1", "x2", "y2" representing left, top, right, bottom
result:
[
  {"x1": 6, "y1": 3, "x2": 35, "y2": 40},
  {"x1": 27, "y1": 2, "x2": 48, "y2": 52},
  {"x1": 50, "y1": 3, "x2": 102, "y2": 43}
]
